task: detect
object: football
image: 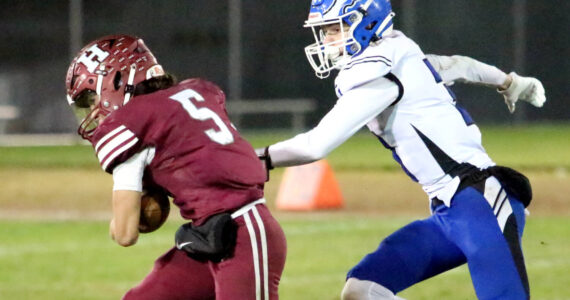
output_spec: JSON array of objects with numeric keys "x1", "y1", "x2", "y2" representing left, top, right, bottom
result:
[{"x1": 138, "y1": 189, "x2": 170, "y2": 233}]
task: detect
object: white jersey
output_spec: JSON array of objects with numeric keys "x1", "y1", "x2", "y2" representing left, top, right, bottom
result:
[{"x1": 269, "y1": 31, "x2": 495, "y2": 205}]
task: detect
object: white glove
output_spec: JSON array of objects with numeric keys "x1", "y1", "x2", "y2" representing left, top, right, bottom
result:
[{"x1": 498, "y1": 72, "x2": 546, "y2": 113}]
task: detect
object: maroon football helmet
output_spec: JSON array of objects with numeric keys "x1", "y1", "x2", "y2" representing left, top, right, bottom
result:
[{"x1": 65, "y1": 35, "x2": 165, "y2": 138}]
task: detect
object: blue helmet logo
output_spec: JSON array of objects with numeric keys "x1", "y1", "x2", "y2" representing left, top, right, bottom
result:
[{"x1": 311, "y1": 0, "x2": 325, "y2": 6}]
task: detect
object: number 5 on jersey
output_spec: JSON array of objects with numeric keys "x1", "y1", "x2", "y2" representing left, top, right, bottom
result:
[{"x1": 170, "y1": 89, "x2": 234, "y2": 145}]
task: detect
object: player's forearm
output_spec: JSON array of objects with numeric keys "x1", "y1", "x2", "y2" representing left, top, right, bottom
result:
[
  {"x1": 268, "y1": 104, "x2": 360, "y2": 167},
  {"x1": 268, "y1": 131, "x2": 332, "y2": 167},
  {"x1": 268, "y1": 106, "x2": 364, "y2": 167},
  {"x1": 426, "y1": 54, "x2": 508, "y2": 87},
  {"x1": 268, "y1": 78, "x2": 398, "y2": 167},
  {"x1": 111, "y1": 190, "x2": 142, "y2": 247}
]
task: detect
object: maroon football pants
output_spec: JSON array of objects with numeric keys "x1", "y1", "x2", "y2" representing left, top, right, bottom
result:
[{"x1": 123, "y1": 204, "x2": 287, "y2": 300}]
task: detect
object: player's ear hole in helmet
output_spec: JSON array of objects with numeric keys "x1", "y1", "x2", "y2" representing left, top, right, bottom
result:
[{"x1": 113, "y1": 72, "x2": 123, "y2": 91}]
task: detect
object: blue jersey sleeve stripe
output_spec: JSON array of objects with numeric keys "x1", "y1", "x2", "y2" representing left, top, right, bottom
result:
[
  {"x1": 350, "y1": 55, "x2": 392, "y2": 64},
  {"x1": 422, "y1": 58, "x2": 443, "y2": 83},
  {"x1": 343, "y1": 59, "x2": 391, "y2": 70},
  {"x1": 346, "y1": 55, "x2": 392, "y2": 68},
  {"x1": 373, "y1": 133, "x2": 418, "y2": 182}
]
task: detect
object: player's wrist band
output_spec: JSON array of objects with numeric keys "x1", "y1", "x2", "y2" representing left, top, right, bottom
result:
[{"x1": 261, "y1": 146, "x2": 274, "y2": 170}]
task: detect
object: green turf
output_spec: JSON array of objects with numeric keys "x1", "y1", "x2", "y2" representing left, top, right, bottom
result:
[
  {"x1": 1, "y1": 124, "x2": 569, "y2": 299},
  {"x1": 2, "y1": 123, "x2": 570, "y2": 171},
  {"x1": 0, "y1": 216, "x2": 568, "y2": 299},
  {"x1": 0, "y1": 145, "x2": 98, "y2": 169}
]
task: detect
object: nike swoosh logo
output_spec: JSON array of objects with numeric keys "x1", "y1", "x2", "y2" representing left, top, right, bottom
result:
[{"x1": 177, "y1": 242, "x2": 193, "y2": 249}]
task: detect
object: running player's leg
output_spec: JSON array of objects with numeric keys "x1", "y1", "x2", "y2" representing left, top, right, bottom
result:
[
  {"x1": 123, "y1": 247, "x2": 215, "y2": 300},
  {"x1": 440, "y1": 179, "x2": 529, "y2": 300},
  {"x1": 212, "y1": 204, "x2": 287, "y2": 300},
  {"x1": 342, "y1": 217, "x2": 466, "y2": 299}
]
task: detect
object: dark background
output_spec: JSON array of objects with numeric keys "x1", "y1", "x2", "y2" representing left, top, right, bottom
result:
[{"x1": 1, "y1": 1, "x2": 568, "y2": 133}]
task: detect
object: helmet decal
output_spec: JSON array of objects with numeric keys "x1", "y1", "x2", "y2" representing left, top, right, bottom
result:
[
  {"x1": 342, "y1": 0, "x2": 359, "y2": 14},
  {"x1": 308, "y1": 0, "x2": 338, "y2": 19},
  {"x1": 76, "y1": 44, "x2": 110, "y2": 73}
]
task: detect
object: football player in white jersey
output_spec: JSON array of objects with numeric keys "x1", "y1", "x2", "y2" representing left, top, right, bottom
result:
[{"x1": 257, "y1": 0, "x2": 545, "y2": 299}]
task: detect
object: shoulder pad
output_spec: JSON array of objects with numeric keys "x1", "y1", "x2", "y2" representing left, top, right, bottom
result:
[
  {"x1": 178, "y1": 78, "x2": 226, "y2": 106},
  {"x1": 335, "y1": 44, "x2": 393, "y2": 96}
]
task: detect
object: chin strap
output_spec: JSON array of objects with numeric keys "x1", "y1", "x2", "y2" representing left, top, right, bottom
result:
[
  {"x1": 95, "y1": 64, "x2": 106, "y2": 96},
  {"x1": 123, "y1": 64, "x2": 137, "y2": 105},
  {"x1": 66, "y1": 95, "x2": 74, "y2": 105},
  {"x1": 375, "y1": 12, "x2": 396, "y2": 38},
  {"x1": 361, "y1": 0, "x2": 374, "y2": 11}
]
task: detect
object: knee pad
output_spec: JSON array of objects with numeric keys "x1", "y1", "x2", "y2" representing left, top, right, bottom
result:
[{"x1": 341, "y1": 278, "x2": 405, "y2": 300}]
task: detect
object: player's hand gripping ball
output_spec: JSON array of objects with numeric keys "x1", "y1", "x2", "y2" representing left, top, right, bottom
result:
[{"x1": 138, "y1": 189, "x2": 170, "y2": 233}]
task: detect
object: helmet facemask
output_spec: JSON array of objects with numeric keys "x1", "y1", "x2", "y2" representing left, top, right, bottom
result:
[
  {"x1": 304, "y1": 14, "x2": 359, "y2": 79},
  {"x1": 67, "y1": 89, "x2": 103, "y2": 138}
]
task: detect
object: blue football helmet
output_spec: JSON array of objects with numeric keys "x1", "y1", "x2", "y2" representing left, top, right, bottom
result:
[{"x1": 304, "y1": 0, "x2": 395, "y2": 78}]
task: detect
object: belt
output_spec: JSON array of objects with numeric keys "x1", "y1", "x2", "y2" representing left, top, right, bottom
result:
[{"x1": 430, "y1": 165, "x2": 532, "y2": 209}]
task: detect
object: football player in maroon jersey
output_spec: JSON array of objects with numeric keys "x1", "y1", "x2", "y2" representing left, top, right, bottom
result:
[{"x1": 66, "y1": 35, "x2": 286, "y2": 300}]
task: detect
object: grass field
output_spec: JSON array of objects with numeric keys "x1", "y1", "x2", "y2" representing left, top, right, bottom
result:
[{"x1": 1, "y1": 124, "x2": 569, "y2": 299}]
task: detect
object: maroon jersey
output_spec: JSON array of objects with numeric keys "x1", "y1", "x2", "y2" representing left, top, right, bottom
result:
[{"x1": 88, "y1": 78, "x2": 266, "y2": 222}]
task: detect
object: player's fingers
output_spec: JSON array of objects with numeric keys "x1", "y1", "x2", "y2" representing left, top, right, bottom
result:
[
  {"x1": 531, "y1": 80, "x2": 546, "y2": 107},
  {"x1": 505, "y1": 98, "x2": 516, "y2": 113},
  {"x1": 522, "y1": 78, "x2": 545, "y2": 107}
]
